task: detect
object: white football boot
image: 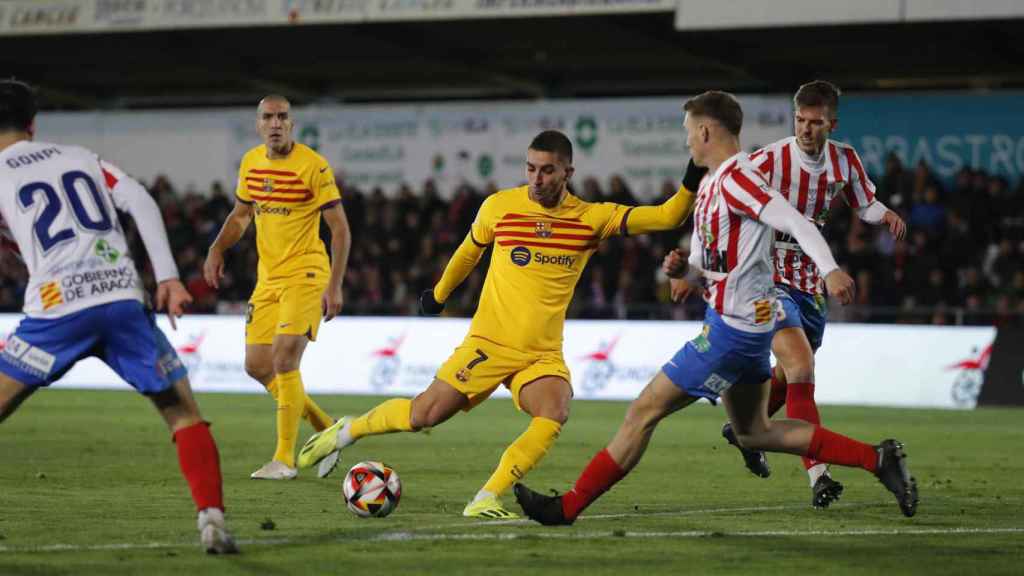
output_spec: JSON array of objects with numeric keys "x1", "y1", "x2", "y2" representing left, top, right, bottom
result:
[{"x1": 198, "y1": 507, "x2": 239, "y2": 555}]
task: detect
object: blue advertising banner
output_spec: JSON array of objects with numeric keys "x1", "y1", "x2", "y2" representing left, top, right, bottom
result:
[{"x1": 837, "y1": 92, "x2": 1024, "y2": 183}]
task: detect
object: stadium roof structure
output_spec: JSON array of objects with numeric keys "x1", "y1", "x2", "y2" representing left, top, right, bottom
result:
[{"x1": 3, "y1": 13, "x2": 1024, "y2": 109}]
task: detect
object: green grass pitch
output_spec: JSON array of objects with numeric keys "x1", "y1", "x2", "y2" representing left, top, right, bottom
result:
[{"x1": 1, "y1": 389, "x2": 1022, "y2": 575}]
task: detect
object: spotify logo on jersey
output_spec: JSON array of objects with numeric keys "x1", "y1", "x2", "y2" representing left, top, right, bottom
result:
[{"x1": 510, "y1": 246, "x2": 531, "y2": 266}]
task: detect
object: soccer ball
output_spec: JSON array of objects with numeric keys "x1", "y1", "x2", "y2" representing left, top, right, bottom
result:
[{"x1": 342, "y1": 461, "x2": 402, "y2": 518}]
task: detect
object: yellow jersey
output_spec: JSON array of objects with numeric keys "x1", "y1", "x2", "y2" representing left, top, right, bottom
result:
[
  {"x1": 446, "y1": 186, "x2": 629, "y2": 353},
  {"x1": 235, "y1": 143, "x2": 341, "y2": 284}
]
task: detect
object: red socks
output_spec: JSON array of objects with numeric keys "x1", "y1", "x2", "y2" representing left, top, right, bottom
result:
[
  {"x1": 561, "y1": 449, "x2": 626, "y2": 521},
  {"x1": 173, "y1": 422, "x2": 224, "y2": 511},
  {"x1": 787, "y1": 382, "x2": 822, "y2": 470},
  {"x1": 766, "y1": 372, "x2": 788, "y2": 417},
  {"x1": 806, "y1": 426, "x2": 878, "y2": 473}
]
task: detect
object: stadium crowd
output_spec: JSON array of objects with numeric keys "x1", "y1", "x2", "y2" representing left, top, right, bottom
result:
[{"x1": 1, "y1": 153, "x2": 1021, "y2": 326}]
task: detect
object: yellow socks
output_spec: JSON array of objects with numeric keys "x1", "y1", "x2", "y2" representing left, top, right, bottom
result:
[
  {"x1": 265, "y1": 376, "x2": 333, "y2": 432},
  {"x1": 349, "y1": 398, "x2": 413, "y2": 440},
  {"x1": 272, "y1": 370, "x2": 305, "y2": 468},
  {"x1": 303, "y1": 399, "x2": 333, "y2": 432},
  {"x1": 482, "y1": 417, "x2": 562, "y2": 497}
]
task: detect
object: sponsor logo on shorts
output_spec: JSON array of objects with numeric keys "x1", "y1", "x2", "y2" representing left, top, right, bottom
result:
[
  {"x1": 690, "y1": 324, "x2": 711, "y2": 353},
  {"x1": 455, "y1": 368, "x2": 470, "y2": 383},
  {"x1": 510, "y1": 246, "x2": 531, "y2": 266},
  {"x1": 813, "y1": 293, "x2": 827, "y2": 314},
  {"x1": 2, "y1": 335, "x2": 30, "y2": 359},
  {"x1": 158, "y1": 353, "x2": 184, "y2": 378},
  {"x1": 1, "y1": 336, "x2": 56, "y2": 377},
  {"x1": 702, "y1": 373, "x2": 732, "y2": 394}
]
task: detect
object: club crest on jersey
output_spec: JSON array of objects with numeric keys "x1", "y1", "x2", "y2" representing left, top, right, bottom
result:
[
  {"x1": 700, "y1": 223, "x2": 715, "y2": 246},
  {"x1": 535, "y1": 221, "x2": 553, "y2": 238},
  {"x1": 754, "y1": 299, "x2": 773, "y2": 325},
  {"x1": 263, "y1": 177, "x2": 274, "y2": 192},
  {"x1": 814, "y1": 207, "x2": 830, "y2": 227}
]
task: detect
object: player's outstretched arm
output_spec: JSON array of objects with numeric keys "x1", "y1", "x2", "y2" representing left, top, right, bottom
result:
[
  {"x1": 321, "y1": 203, "x2": 351, "y2": 321},
  {"x1": 203, "y1": 201, "x2": 253, "y2": 289},
  {"x1": 425, "y1": 232, "x2": 487, "y2": 315},
  {"x1": 620, "y1": 160, "x2": 707, "y2": 235},
  {"x1": 103, "y1": 162, "x2": 180, "y2": 287},
  {"x1": 758, "y1": 197, "x2": 854, "y2": 304}
]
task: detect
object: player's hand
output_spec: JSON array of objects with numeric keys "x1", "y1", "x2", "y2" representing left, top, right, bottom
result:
[
  {"x1": 669, "y1": 278, "x2": 696, "y2": 303},
  {"x1": 156, "y1": 279, "x2": 192, "y2": 330},
  {"x1": 322, "y1": 285, "x2": 344, "y2": 322},
  {"x1": 202, "y1": 249, "x2": 225, "y2": 290},
  {"x1": 662, "y1": 248, "x2": 688, "y2": 278},
  {"x1": 882, "y1": 210, "x2": 907, "y2": 241},
  {"x1": 682, "y1": 158, "x2": 709, "y2": 192},
  {"x1": 419, "y1": 289, "x2": 445, "y2": 316},
  {"x1": 824, "y1": 269, "x2": 855, "y2": 305}
]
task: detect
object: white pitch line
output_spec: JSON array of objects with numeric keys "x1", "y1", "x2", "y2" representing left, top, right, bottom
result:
[
  {"x1": 1, "y1": 526, "x2": 1021, "y2": 553},
  {"x1": 0, "y1": 500, "x2": 1017, "y2": 555},
  {"x1": 403, "y1": 500, "x2": 878, "y2": 530},
  {"x1": 370, "y1": 527, "x2": 1024, "y2": 542}
]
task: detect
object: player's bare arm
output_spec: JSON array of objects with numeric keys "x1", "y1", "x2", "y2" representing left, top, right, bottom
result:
[
  {"x1": 321, "y1": 202, "x2": 351, "y2": 321},
  {"x1": 204, "y1": 201, "x2": 254, "y2": 289}
]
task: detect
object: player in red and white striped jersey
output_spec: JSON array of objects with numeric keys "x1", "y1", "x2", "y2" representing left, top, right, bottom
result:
[
  {"x1": 514, "y1": 91, "x2": 918, "y2": 525},
  {"x1": 718, "y1": 81, "x2": 907, "y2": 508}
]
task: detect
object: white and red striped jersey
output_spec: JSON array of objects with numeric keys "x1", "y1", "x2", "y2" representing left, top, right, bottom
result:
[
  {"x1": 750, "y1": 137, "x2": 876, "y2": 295},
  {"x1": 0, "y1": 141, "x2": 146, "y2": 318},
  {"x1": 691, "y1": 151, "x2": 782, "y2": 333}
]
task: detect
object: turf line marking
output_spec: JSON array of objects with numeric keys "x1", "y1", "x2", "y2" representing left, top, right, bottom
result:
[
  {"x1": 371, "y1": 527, "x2": 1024, "y2": 541},
  {"x1": 2, "y1": 526, "x2": 1022, "y2": 554}
]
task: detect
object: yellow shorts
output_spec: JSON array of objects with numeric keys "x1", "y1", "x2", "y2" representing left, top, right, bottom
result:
[
  {"x1": 435, "y1": 335, "x2": 572, "y2": 411},
  {"x1": 246, "y1": 281, "x2": 325, "y2": 345}
]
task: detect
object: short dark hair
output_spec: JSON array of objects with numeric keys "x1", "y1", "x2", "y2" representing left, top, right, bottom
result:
[
  {"x1": 529, "y1": 130, "x2": 573, "y2": 164},
  {"x1": 794, "y1": 80, "x2": 841, "y2": 117},
  {"x1": 683, "y1": 91, "x2": 743, "y2": 136},
  {"x1": 0, "y1": 79, "x2": 37, "y2": 133}
]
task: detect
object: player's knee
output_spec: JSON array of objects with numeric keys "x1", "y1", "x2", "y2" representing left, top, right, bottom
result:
[
  {"x1": 538, "y1": 403, "x2": 570, "y2": 425},
  {"x1": 622, "y1": 397, "x2": 659, "y2": 432},
  {"x1": 244, "y1": 356, "x2": 273, "y2": 383},
  {"x1": 781, "y1": 354, "x2": 814, "y2": 384},
  {"x1": 271, "y1": 355, "x2": 300, "y2": 375},
  {"x1": 408, "y1": 405, "x2": 436, "y2": 430},
  {"x1": 149, "y1": 386, "x2": 183, "y2": 410}
]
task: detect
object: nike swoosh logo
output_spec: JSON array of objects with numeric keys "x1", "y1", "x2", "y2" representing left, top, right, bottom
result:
[
  {"x1": 320, "y1": 167, "x2": 328, "y2": 173},
  {"x1": 279, "y1": 323, "x2": 291, "y2": 328},
  {"x1": 667, "y1": 360, "x2": 679, "y2": 367}
]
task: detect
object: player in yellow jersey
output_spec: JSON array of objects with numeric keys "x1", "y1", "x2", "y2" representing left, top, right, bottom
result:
[
  {"x1": 299, "y1": 130, "x2": 706, "y2": 516},
  {"x1": 203, "y1": 95, "x2": 352, "y2": 480}
]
